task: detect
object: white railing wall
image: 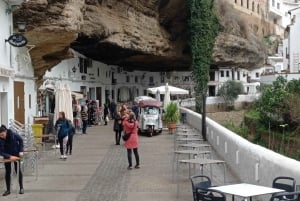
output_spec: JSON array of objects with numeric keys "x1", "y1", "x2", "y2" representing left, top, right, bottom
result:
[{"x1": 180, "y1": 107, "x2": 300, "y2": 186}]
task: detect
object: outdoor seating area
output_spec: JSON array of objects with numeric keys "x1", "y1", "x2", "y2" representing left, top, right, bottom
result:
[{"x1": 173, "y1": 125, "x2": 300, "y2": 201}]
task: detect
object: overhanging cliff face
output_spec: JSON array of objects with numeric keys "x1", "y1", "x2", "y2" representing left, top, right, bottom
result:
[{"x1": 14, "y1": 0, "x2": 266, "y2": 82}]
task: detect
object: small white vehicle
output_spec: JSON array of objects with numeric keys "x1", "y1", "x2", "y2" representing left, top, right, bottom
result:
[{"x1": 138, "y1": 100, "x2": 163, "y2": 137}]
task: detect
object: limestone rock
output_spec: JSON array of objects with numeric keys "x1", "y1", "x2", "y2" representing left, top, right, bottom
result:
[{"x1": 14, "y1": 0, "x2": 268, "y2": 82}]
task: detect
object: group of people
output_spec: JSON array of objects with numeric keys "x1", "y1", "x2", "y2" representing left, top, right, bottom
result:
[
  {"x1": 113, "y1": 104, "x2": 140, "y2": 170},
  {"x1": 0, "y1": 101, "x2": 140, "y2": 197}
]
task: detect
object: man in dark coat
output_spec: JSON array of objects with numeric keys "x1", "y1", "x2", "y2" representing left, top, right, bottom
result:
[{"x1": 0, "y1": 125, "x2": 24, "y2": 196}]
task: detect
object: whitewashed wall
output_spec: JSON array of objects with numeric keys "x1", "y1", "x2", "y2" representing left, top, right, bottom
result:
[
  {"x1": 13, "y1": 47, "x2": 37, "y2": 124},
  {"x1": 289, "y1": 10, "x2": 300, "y2": 73},
  {"x1": 180, "y1": 107, "x2": 300, "y2": 186},
  {"x1": 0, "y1": 2, "x2": 14, "y2": 126}
]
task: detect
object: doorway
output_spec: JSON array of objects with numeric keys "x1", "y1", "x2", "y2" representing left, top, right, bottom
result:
[
  {"x1": 96, "y1": 87, "x2": 102, "y2": 106},
  {"x1": 208, "y1": 85, "x2": 216, "y2": 97},
  {"x1": 14, "y1": 81, "x2": 25, "y2": 124}
]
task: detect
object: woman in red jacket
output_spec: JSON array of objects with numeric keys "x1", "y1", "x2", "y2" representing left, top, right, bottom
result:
[{"x1": 123, "y1": 112, "x2": 140, "y2": 169}]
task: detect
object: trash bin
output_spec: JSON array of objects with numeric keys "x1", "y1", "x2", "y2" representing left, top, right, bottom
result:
[{"x1": 32, "y1": 124, "x2": 44, "y2": 143}]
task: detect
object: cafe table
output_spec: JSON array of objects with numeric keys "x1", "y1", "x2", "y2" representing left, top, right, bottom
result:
[
  {"x1": 177, "y1": 158, "x2": 226, "y2": 197},
  {"x1": 210, "y1": 183, "x2": 285, "y2": 201}
]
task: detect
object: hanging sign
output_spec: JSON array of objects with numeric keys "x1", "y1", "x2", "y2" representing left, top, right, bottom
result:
[{"x1": 6, "y1": 34, "x2": 28, "y2": 47}]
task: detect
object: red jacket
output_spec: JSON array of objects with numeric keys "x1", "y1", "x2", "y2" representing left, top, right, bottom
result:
[{"x1": 123, "y1": 118, "x2": 139, "y2": 149}]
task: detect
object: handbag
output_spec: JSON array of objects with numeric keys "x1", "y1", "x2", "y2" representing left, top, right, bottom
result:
[{"x1": 122, "y1": 122, "x2": 135, "y2": 141}]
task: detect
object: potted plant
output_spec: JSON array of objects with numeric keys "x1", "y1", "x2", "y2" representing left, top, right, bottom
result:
[{"x1": 164, "y1": 102, "x2": 180, "y2": 133}]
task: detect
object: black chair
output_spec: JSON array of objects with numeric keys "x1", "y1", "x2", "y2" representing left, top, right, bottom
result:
[
  {"x1": 270, "y1": 191, "x2": 300, "y2": 201},
  {"x1": 272, "y1": 177, "x2": 296, "y2": 199},
  {"x1": 191, "y1": 175, "x2": 212, "y2": 201},
  {"x1": 196, "y1": 188, "x2": 226, "y2": 201}
]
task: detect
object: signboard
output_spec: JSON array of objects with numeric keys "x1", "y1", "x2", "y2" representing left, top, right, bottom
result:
[
  {"x1": 0, "y1": 67, "x2": 14, "y2": 77},
  {"x1": 6, "y1": 34, "x2": 28, "y2": 47}
]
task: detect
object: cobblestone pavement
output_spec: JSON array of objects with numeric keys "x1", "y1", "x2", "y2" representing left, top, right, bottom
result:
[{"x1": 0, "y1": 122, "x2": 239, "y2": 201}]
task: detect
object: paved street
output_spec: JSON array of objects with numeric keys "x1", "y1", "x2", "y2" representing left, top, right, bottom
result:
[{"x1": 0, "y1": 122, "x2": 239, "y2": 201}]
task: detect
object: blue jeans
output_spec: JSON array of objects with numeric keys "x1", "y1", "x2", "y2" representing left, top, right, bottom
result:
[{"x1": 82, "y1": 120, "x2": 88, "y2": 134}]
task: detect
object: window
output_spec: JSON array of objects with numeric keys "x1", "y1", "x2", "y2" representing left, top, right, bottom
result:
[
  {"x1": 247, "y1": 0, "x2": 249, "y2": 8},
  {"x1": 135, "y1": 76, "x2": 138, "y2": 83},
  {"x1": 277, "y1": 2, "x2": 280, "y2": 9},
  {"x1": 272, "y1": 0, "x2": 275, "y2": 7},
  {"x1": 209, "y1": 72, "x2": 215, "y2": 81},
  {"x1": 226, "y1": 71, "x2": 230, "y2": 77},
  {"x1": 97, "y1": 68, "x2": 100, "y2": 77},
  {"x1": 149, "y1": 76, "x2": 154, "y2": 83},
  {"x1": 220, "y1": 70, "x2": 224, "y2": 77},
  {"x1": 241, "y1": 0, "x2": 243, "y2": 6},
  {"x1": 252, "y1": 1, "x2": 255, "y2": 11},
  {"x1": 79, "y1": 57, "x2": 87, "y2": 74},
  {"x1": 256, "y1": 72, "x2": 260, "y2": 78},
  {"x1": 257, "y1": 4, "x2": 260, "y2": 14},
  {"x1": 235, "y1": 0, "x2": 237, "y2": 3},
  {"x1": 237, "y1": 71, "x2": 240, "y2": 80},
  {"x1": 126, "y1": 76, "x2": 130, "y2": 83},
  {"x1": 29, "y1": 94, "x2": 31, "y2": 109}
]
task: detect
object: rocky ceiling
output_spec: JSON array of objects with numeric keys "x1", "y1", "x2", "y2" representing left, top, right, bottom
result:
[{"x1": 14, "y1": 0, "x2": 267, "y2": 83}]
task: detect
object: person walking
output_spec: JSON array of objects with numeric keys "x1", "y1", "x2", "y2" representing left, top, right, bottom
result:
[
  {"x1": 110, "y1": 100, "x2": 117, "y2": 119},
  {"x1": 81, "y1": 105, "x2": 88, "y2": 134},
  {"x1": 104, "y1": 104, "x2": 109, "y2": 125},
  {"x1": 66, "y1": 120, "x2": 75, "y2": 155},
  {"x1": 0, "y1": 125, "x2": 24, "y2": 196},
  {"x1": 123, "y1": 112, "x2": 140, "y2": 170},
  {"x1": 113, "y1": 112, "x2": 123, "y2": 145},
  {"x1": 55, "y1": 112, "x2": 71, "y2": 160}
]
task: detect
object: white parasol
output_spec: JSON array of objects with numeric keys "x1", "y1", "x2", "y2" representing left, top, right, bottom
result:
[
  {"x1": 54, "y1": 83, "x2": 73, "y2": 124},
  {"x1": 147, "y1": 84, "x2": 189, "y2": 95},
  {"x1": 163, "y1": 83, "x2": 171, "y2": 110}
]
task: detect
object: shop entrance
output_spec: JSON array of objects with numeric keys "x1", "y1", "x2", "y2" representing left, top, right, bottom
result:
[
  {"x1": 14, "y1": 81, "x2": 25, "y2": 124},
  {"x1": 96, "y1": 87, "x2": 102, "y2": 106}
]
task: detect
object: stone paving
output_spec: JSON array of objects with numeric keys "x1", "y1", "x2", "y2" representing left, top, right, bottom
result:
[{"x1": 0, "y1": 122, "x2": 239, "y2": 201}]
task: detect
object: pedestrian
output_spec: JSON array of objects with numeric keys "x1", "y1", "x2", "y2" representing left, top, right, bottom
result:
[
  {"x1": 113, "y1": 111, "x2": 123, "y2": 145},
  {"x1": 0, "y1": 125, "x2": 24, "y2": 196},
  {"x1": 55, "y1": 112, "x2": 71, "y2": 160},
  {"x1": 81, "y1": 105, "x2": 88, "y2": 134},
  {"x1": 123, "y1": 112, "x2": 140, "y2": 170},
  {"x1": 120, "y1": 103, "x2": 127, "y2": 117},
  {"x1": 110, "y1": 99, "x2": 117, "y2": 119},
  {"x1": 131, "y1": 101, "x2": 139, "y2": 120},
  {"x1": 104, "y1": 104, "x2": 109, "y2": 125},
  {"x1": 66, "y1": 120, "x2": 75, "y2": 155}
]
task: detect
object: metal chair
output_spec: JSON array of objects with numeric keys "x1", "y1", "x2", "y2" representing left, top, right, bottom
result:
[
  {"x1": 196, "y1": 188, "x2": 226, "y2": 201},
  {"x1": 191, "y1": 175, "x2": 212, "y2": 201},
  {"x1": 270, "y1": 191, "x2": 300, "y2": 201},
  {"x1": 273, "y1": 177, "x2": 296, "y2": 199}
]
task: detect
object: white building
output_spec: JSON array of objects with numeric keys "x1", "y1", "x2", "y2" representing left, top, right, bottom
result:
[
  {"x1": 42, "y1": 50, "x2": 193, "y2": 111},
  {"x1": 208, "y1": 67, "x2": 260, "y2": 96},
  {"x1": 268, "y1": 0, "x2": 300, "y2": 36},
  {"x1": 0, "y1": 0, "x2": 37, "y2": 126}
]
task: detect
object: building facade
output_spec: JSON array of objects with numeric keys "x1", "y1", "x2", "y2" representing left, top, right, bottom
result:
[{"x1": 0, "y1": 0, "x2": 36, "y2": 126}]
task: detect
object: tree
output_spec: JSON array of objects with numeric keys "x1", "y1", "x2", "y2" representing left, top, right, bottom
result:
[
  {"x1": 189, "y1": 0, "x2": 219, "y2": 140},
  {"x1": 218, "y1": 80, "x2": 243, "y2": 109}
]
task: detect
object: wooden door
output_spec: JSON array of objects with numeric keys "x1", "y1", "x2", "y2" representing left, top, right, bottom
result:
[{"x1": 14, "y1": 81, "x2": 25, "y2": 124}]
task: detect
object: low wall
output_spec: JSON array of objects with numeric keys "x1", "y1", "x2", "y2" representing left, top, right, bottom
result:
[{"x1": 180, "y1": 107, "x2": 300, "y2": 186}]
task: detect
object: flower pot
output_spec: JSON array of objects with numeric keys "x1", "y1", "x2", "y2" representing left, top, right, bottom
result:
[{"x1": 168, "y1": 122, "x2": 176, "y2": 134}]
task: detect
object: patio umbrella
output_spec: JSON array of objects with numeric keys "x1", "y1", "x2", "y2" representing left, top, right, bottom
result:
[
  {"x1": 163, "y1": 83, "x2": 171, "y2": 110},
  {"x1": 147, "y1": 84, "x2": 189, "y2": 95},
  {"x1": 156, "y1": 90, "x2": 161, "y2": 102},
  {"x1": 54, "y1": 83, "x2": 73, "y2": 124}
]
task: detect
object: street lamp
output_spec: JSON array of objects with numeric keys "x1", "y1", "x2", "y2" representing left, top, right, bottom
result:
[
  {"x1": 279, "y1": 124, "x2": 288, "y2": 154},
  {"x1": 16, "y1": 21, "x2": 26, "y2": 32}
]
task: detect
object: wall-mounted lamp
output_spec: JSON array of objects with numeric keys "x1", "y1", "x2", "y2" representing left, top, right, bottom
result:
[
  {"x1": 72, "y1": 66, "x2": 77, "y2": 73},
  {"x1": 17, "y1": 21, "x2": 26, "y2": 32}
]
